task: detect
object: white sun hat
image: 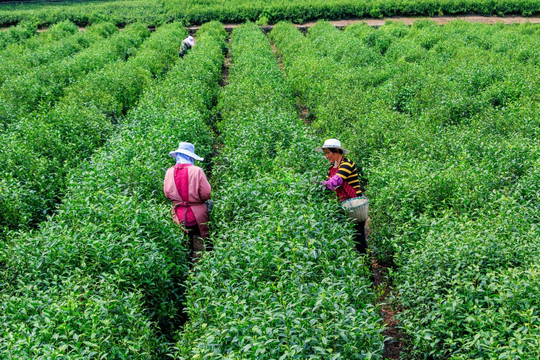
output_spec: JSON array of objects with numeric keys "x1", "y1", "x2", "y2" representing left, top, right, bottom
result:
[
  {"x1": 186, "y1": 36, "x2": 195, "y2": 46},
  {"x1": 314, "y1": 138, "x2": 350, "y2": 154},
  {"x1": 169, "y1": 142, "x2": 203, "y2": 161}
]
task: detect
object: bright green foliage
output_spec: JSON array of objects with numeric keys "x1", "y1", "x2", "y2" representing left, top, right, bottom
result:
[
  {"x1": 0, "y1": 20, "x2": 36, "y2": 49},
  {"x1": 0, "y1": 21, "x2": 226, "y2": 358},
  {"x1": 1, "y1": 274, "x2": 156, "y2": 358},
  {"x1": 175, "y1": 23, "x2": 384, "y2": 359},
  {"x1": 1, "y1": 0, "x2": 539, "y2": 28},
  {"x1": 0, "y1": 14, "x2": 537, "y2": 359},
  {"x1": 0, "y1": 22, "x2": 182, "y2": 237},
  {"x1": 271, "y1": 20, "x2": 540, "y2": 359},
  {"x1": 0, "y1": 22, "x2": 148, "y2": 126},
  {"x1": 0, "y1": 20, "x2": 102, "y2": 85}
]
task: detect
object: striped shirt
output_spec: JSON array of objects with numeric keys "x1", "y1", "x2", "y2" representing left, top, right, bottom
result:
[{"x1": 328, "y1": 157, "x2": 362, "y2": 197}]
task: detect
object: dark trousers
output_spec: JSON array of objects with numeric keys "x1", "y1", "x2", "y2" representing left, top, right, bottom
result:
[
  {"x1": 185, "y1": 225, "x2": 212, "y2": 253},
  {"x1": 354, "y1": 221, "x2": 367, "y2": 254},
  {"x1": 185, "y1": 224, "x2": 200, "y2": 236}
]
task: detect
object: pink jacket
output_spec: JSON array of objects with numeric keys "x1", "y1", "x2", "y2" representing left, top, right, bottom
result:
[{"x1": 163, "y1": 164, "x2": 212, "y2": 238}]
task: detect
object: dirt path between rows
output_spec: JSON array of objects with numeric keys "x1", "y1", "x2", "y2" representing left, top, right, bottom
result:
[
  {"x1": 188, "y1": 15, "x2": 540, "y2": 34},
  {"x1": 371, "y1": 256, "x2": 404, "y2": 359}
]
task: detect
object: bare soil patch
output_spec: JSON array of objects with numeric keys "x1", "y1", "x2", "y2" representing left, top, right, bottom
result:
[
  {"x1": 371, "y1": 258, "x2": 404, "y2": 359},
  {"x1": 221, "y1": 54, "x2": 231, "y2": 86},
  {"x1": 365, "y1": 219, "x2": 404, "y2": 359},
  {"x1": 270, "y1": 43, "x2": 284, "y2": 71}
]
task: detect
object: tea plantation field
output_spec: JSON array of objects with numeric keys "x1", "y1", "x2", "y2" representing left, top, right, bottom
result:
[{"x1": 0, "y1": 17, "x2": 539, "y2": 359}]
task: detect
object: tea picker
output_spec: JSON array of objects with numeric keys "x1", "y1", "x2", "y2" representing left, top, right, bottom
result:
[
  {"x1": 179, "y1": 35, "x2": 195, "y2": 58},
  {"x1": 315, "y1": 139, "x2": 368, "y2": 254},
  {"x1": 164, "y1": 142, "x2": 212, "y2": 260}
]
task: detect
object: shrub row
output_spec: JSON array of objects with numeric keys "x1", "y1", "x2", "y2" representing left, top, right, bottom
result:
[
  {"x1": 1, "y1": 0, "x2": 539, "y2": 28},
  {"x1": 175, "y1": 22, "x2": 384, "y2": 359},
  {"x1": 271, "y1": 20, "x2": 540, "y2": 358},
  {"x1": 0, "y1": 19, "x2": 35, "y2": 49},
  {"x1": 0, "y1": 22, "x2": 181, "y2": 237},
  {"x1": 270, "y1": 20, "x2": 396, "y2": 178},
  {"x1": 0, "y1": 0, "x2": 168, "y2": 28},
  {"x1": 0, "y1": 21, "x2": 146, "y2": 126},
  {"x1": 0, "y1": 21, "x2": 227, "y2": 358},
  {"x1": 0, "y1": 20, "x2": 97, "y2": 85}
]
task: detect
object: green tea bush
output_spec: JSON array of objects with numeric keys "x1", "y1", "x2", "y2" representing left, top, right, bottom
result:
[
  {"x1": 0, "y1": 21, "x2": 112, "y2": 85},
  {"x1": 0, "y1": 274, "x2": 156, "y2": 359},
  {"x1": 369, "y1": 129, "x2": 539, "y2": 255},
  {"x1": 271, "y1": 21, "x2": 410, "y2": 169},
  {"x1": 0, "y1": 21, "x2": 226, "y2": 358},
  {"x1": 394, "y1": 209, "x2": 540, "y2": 359},
  {"x1": 0, "y1": 22, "x2": 183, "y2": 237},
  {"x1": 0, "y1": 19, "x2": 36, "y2": 49},
  {"x1": 0, "y1": 175, "x2": 35, "y2": 236},
  {"x1": 0, "y1": 22, "x2": 149, "y2": 126},
  {"x1": 271, "y1": 20, "x2": 540, "y2": 358},
  {"x1": 346, "y1": 23, "x2": 394, "y2": 55}
]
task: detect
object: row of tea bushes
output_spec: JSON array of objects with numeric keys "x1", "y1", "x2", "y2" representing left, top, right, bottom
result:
[
  {"x1": 272, "y1": 20, "x2": 540, "y2": 152},
  {"x1": 369, "y1": 110, "x2": 540, "y2": 356},
  {"x1": 165, "y1": 0, "x2": 540, "y2": 25},
  {"x1": 1, "y1": 0, "x2": 539, "y2": 28},
  {"x1": 272, "y1": 19, "x2": 540, "y2": 255},
  {"x1": 0, "y1": 0, "x2": 166, "y2": 28},
  {"x1": 270, "y1": 20, "x2": 406, "y2": 177},
  {"x1": 0, "y1": 20, "x2": 89, "y2": 85},
  {"x1": 0, "y1": 19, "x2": 35, "y2": 49},
  {"x1": 0, "y1": 22, "x2": 182, "y2": 237},
  {"x1": 0, "y1": 22, "x2": 148, "y2": 126},
  {"x1": 0, "y1": 21, "x2": 227, "y2": 358},
  {"x1": 271, "y1": 20, "x2": 540, "y2": 358},
  {"x1": 175, "y1": 23, "x2": 385, "y2": 359},
  {"x1": 390, "y1": 200, "x2": 540, "y2": 358}
]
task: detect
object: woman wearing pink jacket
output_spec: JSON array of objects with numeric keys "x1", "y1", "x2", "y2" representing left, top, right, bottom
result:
[{"x1": 164, "y1": 142, "x2": 211, "y2": 258}]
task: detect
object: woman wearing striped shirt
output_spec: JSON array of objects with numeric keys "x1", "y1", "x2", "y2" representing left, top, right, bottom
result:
[{"x1": 315, "y1": 139, "x2": 367, "y2": 254}]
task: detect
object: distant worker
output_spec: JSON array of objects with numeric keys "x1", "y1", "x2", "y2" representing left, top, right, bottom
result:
[
  {"x1": 315, "y1": 139, "x2": 367, "y2": 254},
  {"x1": 179, "y1": 35, "x2": 195, "y2": 58},
  {"x1": 164, "y1": 142, "x2": 211, "y2": 259}
]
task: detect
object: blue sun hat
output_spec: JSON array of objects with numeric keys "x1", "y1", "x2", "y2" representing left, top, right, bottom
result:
[{"x1": 169, "y1": 142, "x2": 204, "y2": 161}]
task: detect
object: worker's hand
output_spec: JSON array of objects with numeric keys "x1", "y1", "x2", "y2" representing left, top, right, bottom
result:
[{"x1": 322, "y1": 175, "x2": 343, "y2": 190}]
